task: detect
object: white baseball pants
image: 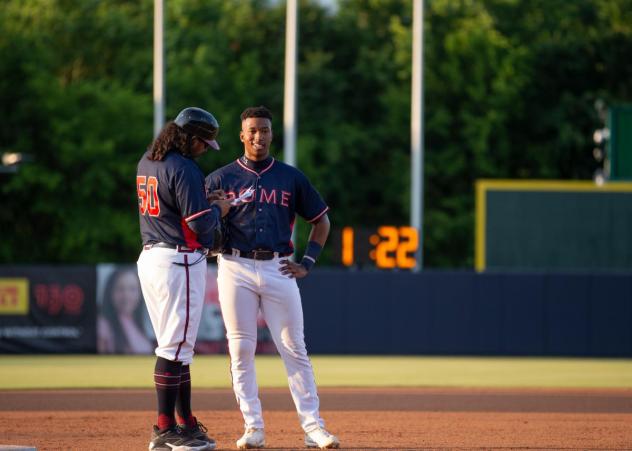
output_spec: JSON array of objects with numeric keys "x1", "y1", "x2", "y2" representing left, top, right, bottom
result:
[
  {"x1": 137, "y1": 247, "x2": 207, "y2": 365},
  {"x1": 217, "y1": 253, "x2": 325, "y2": 432}
]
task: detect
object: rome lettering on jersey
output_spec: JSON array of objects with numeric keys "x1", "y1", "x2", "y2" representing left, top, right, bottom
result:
[
  {"x1": 137, "y1": 149, "x2": 222, "y2": 249},
  {"x1": 205, "y1": 156, "x2": 329, "y2": 254}
]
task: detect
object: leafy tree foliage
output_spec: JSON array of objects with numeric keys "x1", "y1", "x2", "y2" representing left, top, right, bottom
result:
[{"x1": 1, "y1": 0, "x2": 631, "y2": 267}]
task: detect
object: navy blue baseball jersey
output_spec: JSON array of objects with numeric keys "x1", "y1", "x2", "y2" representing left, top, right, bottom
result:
[
  {"x1": 137, "y1": 149, "x2": 222, "y2": 249},
  {"x1": 205, "y1": 156, "x2": 329, "y2": 254}
]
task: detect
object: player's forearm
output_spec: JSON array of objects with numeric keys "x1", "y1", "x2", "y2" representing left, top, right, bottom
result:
[
  {"x1": 187, "y1": 205, "x2": 222, "y2": 245},
  {"x1": 300, "y1": 214, "x2": 330, "y2": 271},
  {"x1": 308, "y1": 214, "x2": 330, "y2": 247}
]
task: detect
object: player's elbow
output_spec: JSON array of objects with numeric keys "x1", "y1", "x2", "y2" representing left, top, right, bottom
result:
[{"x1": 187, "y1": 211, "x2": 220, "y2": 236}]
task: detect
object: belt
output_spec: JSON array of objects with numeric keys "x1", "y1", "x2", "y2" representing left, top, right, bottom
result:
[
  {"x1": 143, "y1": 242, "x2": 206, "y2": 254},
  {"x1": 224, "y1": 248, "x2": 291, "y2": 260}
]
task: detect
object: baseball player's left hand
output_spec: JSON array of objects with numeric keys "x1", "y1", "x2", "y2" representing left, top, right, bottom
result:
[{"x1": 279, "y1": 259, "x2": 308, "y2": 279}]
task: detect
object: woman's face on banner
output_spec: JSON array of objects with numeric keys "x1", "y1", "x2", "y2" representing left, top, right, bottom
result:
[{"x1": 111, "y1": 271, "x2": 141, "y2": 315}]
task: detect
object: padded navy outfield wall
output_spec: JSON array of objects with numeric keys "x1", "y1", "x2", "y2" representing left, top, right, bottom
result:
[
  {"x1": 1, "y1": 266, "x2": 629, "y2": 356},
  {"x1": 298, "y1": 270, "x2": 632, "y2": 357}
]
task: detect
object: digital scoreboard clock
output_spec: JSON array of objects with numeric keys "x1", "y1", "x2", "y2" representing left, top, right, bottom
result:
[{"x1": 331, "y1": 226, "x2": 419, "y2": 269}]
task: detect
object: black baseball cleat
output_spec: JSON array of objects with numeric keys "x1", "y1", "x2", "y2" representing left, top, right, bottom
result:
[
  {"x1": 178, "y1": 419, "x2": 216, "y2": 449},
  {"x1": 148, "y1": 424, "x2": 213, "y2": 451}
]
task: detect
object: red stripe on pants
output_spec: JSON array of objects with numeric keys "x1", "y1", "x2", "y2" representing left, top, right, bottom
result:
[{"x1": 174, "y1": 254, "x2": 191, "y2": 361}]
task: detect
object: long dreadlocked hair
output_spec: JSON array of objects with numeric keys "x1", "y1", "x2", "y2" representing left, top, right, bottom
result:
[{"x1": 147, "y1": 121, "x2": 195, "y2": 161}]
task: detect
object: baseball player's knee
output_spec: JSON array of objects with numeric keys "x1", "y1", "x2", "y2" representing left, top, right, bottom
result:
[
  {"x1": 228, "y1": 336, "x2": 257, "y2": 363},
  {"x1": 277, "y1": 336, "x2": 309, "y2": 362},
  {"x1": 278, "y1": 329, "x2": 307, "y2": 354}
]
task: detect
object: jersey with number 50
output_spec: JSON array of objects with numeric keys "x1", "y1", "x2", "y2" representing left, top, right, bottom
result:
[{"x1": 136, "y1": 149, "x2": 221, "y2": 249}]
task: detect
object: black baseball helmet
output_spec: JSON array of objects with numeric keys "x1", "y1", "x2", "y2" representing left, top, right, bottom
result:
[{"x1": 174, "y1": 107, "x2": 220, "y2": 150}]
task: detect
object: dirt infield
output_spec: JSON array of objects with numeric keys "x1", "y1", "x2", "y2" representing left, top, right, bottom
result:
[{"x1": 1, "y1": 387, "x2": 631, "y2": 450}]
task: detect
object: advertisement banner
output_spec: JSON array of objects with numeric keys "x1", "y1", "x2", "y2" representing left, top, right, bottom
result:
[
  {"x1": 96, "y1": 264, "x2": 275, "y2": 355},
  {"x1": 0, "y1": 266, "x2": 97, "y2": 353}
]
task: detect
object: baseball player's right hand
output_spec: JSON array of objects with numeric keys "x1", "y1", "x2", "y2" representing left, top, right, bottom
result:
[
  {"x1": 207, "y1": 189, "x2": 226, "y2": 202},
  {"x1": 279, "y1": 259, "x2": 309, "y2": 279},
  {"x1": 212, "y1": 198, "x2": 232, "y2": 217}
]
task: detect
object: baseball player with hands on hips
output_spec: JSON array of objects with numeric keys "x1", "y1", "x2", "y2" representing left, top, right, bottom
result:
[
  {"x1": 136, "y1": 107, "x2": 232, "y2": 451},
  {"x1": 206, "y1": 105, "x2": 340, "y2": 449}
]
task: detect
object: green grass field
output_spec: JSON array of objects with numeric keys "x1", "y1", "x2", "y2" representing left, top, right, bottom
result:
[{"x1": 1, "y1": 355, "x2": 631, "y2": 389}]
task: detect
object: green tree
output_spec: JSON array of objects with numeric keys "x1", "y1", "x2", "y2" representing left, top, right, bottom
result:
[
  {"x1": 2, "y1": 0, "x2": 632, "y2": 268},
  {"x1": 0, "y1": 0, "x2": 153, "y2": 263}
]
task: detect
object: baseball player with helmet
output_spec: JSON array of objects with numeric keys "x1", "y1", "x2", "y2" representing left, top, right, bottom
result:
[
  {"x1": 205, "y1": 105, "x2": 339, "y2": 449},
  {"x1": 136, "y1": 107, "x2": 232, "y2": 451}
]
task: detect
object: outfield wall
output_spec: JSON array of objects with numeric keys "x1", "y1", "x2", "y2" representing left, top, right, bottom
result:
[
  {"x1": 301, "y1": 270, "x2": 632, "y2": 357},
  {"x1": 1, "y1": 266, "x2": 630, "y2": 357}
]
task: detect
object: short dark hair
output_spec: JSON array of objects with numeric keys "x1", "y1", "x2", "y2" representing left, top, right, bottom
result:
[{"x1": 240, "y1": 105, "x2": 273, "y2": 121}]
